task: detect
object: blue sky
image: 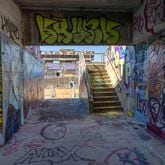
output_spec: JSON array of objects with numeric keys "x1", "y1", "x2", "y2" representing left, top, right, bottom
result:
[{"x1": 40, "y1": 46, "x2": 107, "y2": 53}]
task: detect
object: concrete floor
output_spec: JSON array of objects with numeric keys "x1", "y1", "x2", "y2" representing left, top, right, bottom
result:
[{"x1": 0, "y1": 98, "x2": 165, "y2": 165}]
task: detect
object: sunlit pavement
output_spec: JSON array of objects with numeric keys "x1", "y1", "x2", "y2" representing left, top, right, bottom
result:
[{"x1": 0, "y1": 98, "x2": 165, "y2": 165}]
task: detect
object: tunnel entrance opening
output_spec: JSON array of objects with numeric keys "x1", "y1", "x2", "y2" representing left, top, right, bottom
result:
[{"x1": 40, "y1": 45, "x2": 107, "y2": 99}]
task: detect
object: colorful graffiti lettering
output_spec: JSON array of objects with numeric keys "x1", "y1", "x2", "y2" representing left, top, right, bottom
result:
[
  {"x1": 146, "y1": 41, "x2": 165, "y2": 138},
  {"x1": 144, "y1": 0, "x2": 163, "y2": 34},
  {"x1": 123, "y1": 46, "x2": 135, "y2": 91},
  {"x1": 107, "y1": 46, "x2": 126, "y2": 79},
  {"x1": 133, "y1": 15, "x2": 144, "y2": 32},
  {"x1": 137, "y1": 92, "x2": 148, "y2": 116},
  {"x1": 133, "y1": 0, "x2": 164, "y2": 36},
  {"x1": 35, "y1": 14, "x2": 121, "y2": 45},
  {"x1": 134, "y1": 44, "x2": 148, "y2": 87}
]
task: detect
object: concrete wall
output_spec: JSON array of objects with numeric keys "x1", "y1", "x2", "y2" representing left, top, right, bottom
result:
[{"x1": 23, "y1": 51, "x2": 44, "y2": 119}]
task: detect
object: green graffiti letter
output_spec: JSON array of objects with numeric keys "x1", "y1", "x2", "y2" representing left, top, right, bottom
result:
[
  {"x1": 36, "y1": 15, "x2": 58, "y2": 44},
  {"x1": 52, "y1": 17, "x2": 73, "y2": 44},
  {"x1": 72, "y1": 17, "x2": 91, "y2": 44},
  {"x1": 100, "y1": 17, "x2": 120, "y2": 45},
  {"x1": 83, "y1": 18, "x2": 102, "y2": 44}
]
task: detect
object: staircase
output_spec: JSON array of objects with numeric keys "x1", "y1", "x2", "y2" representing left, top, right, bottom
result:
[{"x1": 87, "y1": 64, "x2": 123, "y2": 112}]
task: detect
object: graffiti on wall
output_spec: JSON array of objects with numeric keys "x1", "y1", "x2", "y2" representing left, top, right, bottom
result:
[
  {"x1": 46, "y1": 62, "x2": 77, "y2": 70},
  {"x1": 123, "y1": 46, "x2": 135, "y2": 91},
  {"x1": 0, "y1": 45, "x2": 2, "y2": 128},
  {"x1": 1, "y1": 34, "x2": 23, "y2": 140},
  {"x1": 146, "y1": 41, "x2": 165, "y2": 138},
  {"x1": 0, "y1": 12, "x2": 20, "y2": 43},
  {"x1": 5, "y1": 105, "x2": 21, "y2": 141},
  {"x1": 35, "y1": 14, "x2": 121, "y2": 45},
  {"x1": 134, "y1": 44, "x2": 148, "y2": 88},
  {"x1": 133, "y1": 0, "x2": 165, "y2": 41},
  {"x1": 123, "y1": 45, "x2": 148, "y2": 122},
  {"x1": 122, "y1": 41, "x2": 165, "y2": 138},
  {"x1": 107, "y1": 46, "x2": 126, "y2": 80},
  {"x1": 24, "y1": 51, "x2": 44, "y2": 118}
]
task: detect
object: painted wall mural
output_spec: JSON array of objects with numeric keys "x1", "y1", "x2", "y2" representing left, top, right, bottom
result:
[
  {"x1": 1, "y1": 34, "x2": 23, "y2": 141},
  {"x1": 133, "y1": 0, "x2": 165, "y2": 42},
  {"x1": 0, "y1": 34, "x2": 44, "y2": 143},
  {"x1": 107, "y1": 46, "x2": 126, "y2": 79},
  {"x1": 123, "y1": 44, "x2": 149, "y2": 122},
  {"x1": 146, "y1": 41, "x2": 165, "y2": 138},
  {"x1": 24, "y1": 52, "x2": 44, "y2": 119},
  {"x1": 35, "y1": 14, "x2": 121, "y2": 45},
  {"x1": 107, "y1": 40, "x2": 165, "y2": 139}
]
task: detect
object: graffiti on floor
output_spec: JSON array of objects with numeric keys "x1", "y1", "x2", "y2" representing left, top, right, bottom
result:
[
  {"x1": 2, "y1": 135, "x2": 46, "y2": 156},
  {"x1": 104, "y1": 148, "x2": 150, "y2": 165},
  {"x1": 40, "y1": 123, "x2": 69, "y2": 140},
  {"x1": 13, "y1": 145, "x2": 95, "y2": 165},
  {"x1": 2, "y1": 136, "x2": 26, "y2": 156},
  {"x1": 24, "y1": 139, "x2": 46, "y2": 150},
  {"x1": 88, "y1": 148, "x2": 150, "y2": 165}
]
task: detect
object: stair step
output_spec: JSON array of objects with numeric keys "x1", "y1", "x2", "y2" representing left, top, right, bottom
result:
[
  {"x1": 88, "y1": 69, "x2": 107, "y2": 73},
  {"x1": 93, "y1": 101, "x2": 121, "y2": 107},
  {"x1": 92, "y1": 84, "x2": 112, "y2": 89},
  {"x1": 94, "y1": 91, "x2": 116, "y2": 96},
  {"x1": 94, "y1": 96, "x2": 119, "y2": 101},
  {"x1": 89, "y1": 73, "x2": 108, "y2": 76},
  {"x1": 87, "y1": 65, "x2": 105, "y2": 71},
  {"x1": 91, "y1": 81, "x2": 111, "y2": 84},
  {"x1": 93, "y1": 87, "x2": 115, "y2": 92},
  {"x1": 91, "y1": 77, "x2": 110, "y2": 80},
  {"x1": 91, "y1": 79, "x2": 110, "y2": 82},
  {"x1": 93, "y1": 106, "x2": 123, "y2": 112}
]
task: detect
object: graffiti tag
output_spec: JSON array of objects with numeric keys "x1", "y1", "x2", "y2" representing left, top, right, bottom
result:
[
  {"x1": 0, "y1": 12, "x2": 20, "y2": 43},
  {"x1": 35, "y1": 14, "x2": 121, "y2": 45},
  {"x1": 14, "y1": 145, "x2": 94, "y2": 165}
]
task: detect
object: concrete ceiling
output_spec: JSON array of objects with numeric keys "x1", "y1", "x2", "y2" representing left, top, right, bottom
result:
[{"x1": 14, "y1": 0, "x2": 142, "y2": 11}]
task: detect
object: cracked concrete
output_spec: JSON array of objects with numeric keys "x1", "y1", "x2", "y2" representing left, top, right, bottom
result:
[{"x1": 0, "y1": 98, "x2": 165, "y2": 165}]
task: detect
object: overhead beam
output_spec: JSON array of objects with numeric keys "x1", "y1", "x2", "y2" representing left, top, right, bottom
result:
[{"x1": 14, "y1": 0, "x2": 142, "y2": 11}]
